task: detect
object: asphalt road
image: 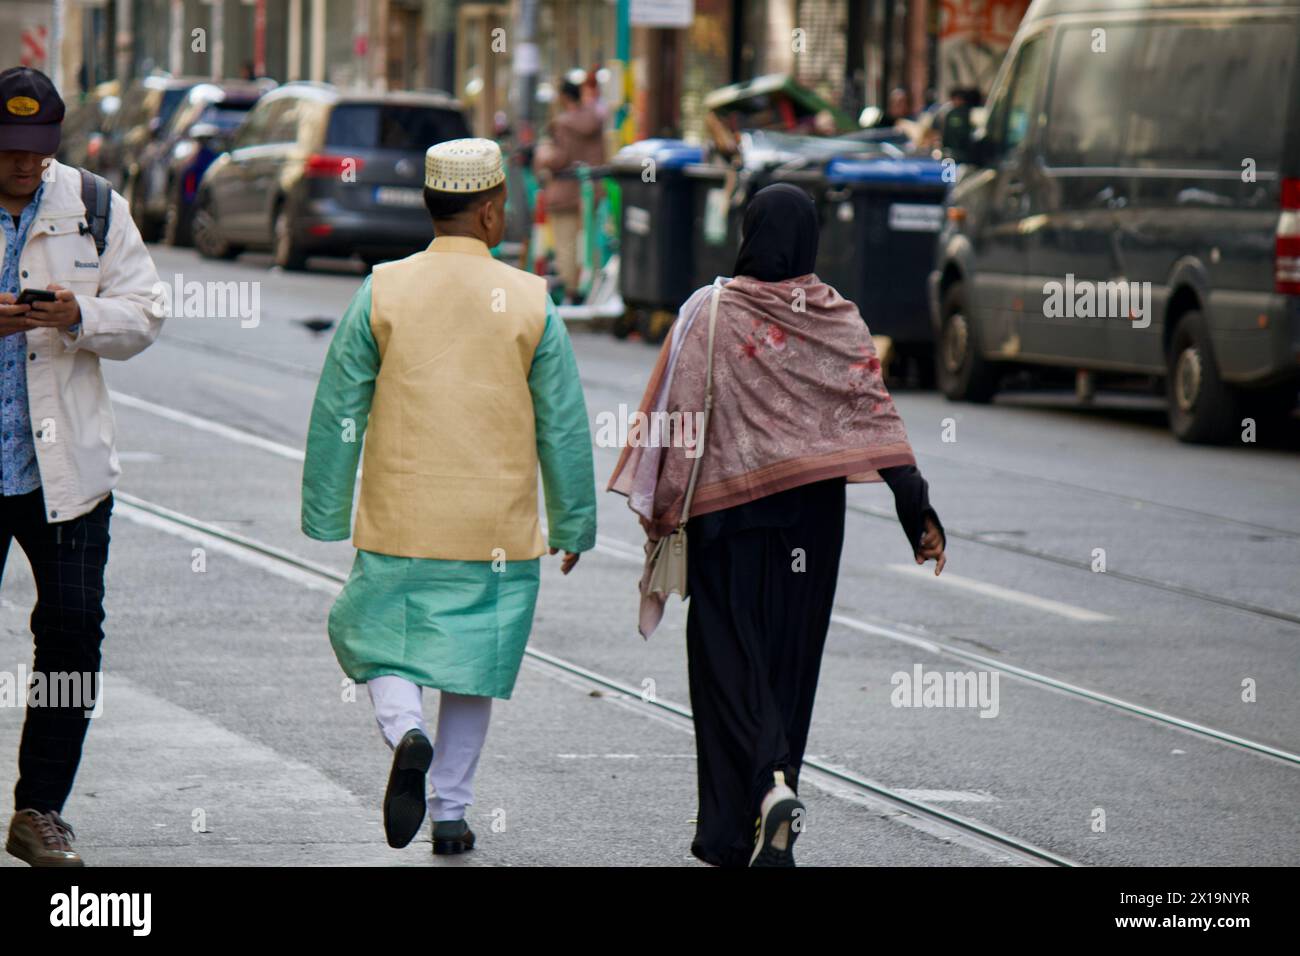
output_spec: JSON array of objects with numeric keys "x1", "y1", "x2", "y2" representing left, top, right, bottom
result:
[{"x1": 2, "y1": 244, "x2": 1297, "y2": 867}]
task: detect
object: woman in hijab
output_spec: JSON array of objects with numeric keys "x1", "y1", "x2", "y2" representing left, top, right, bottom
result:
[{"x1": 608, "y1": 183, "x2": 946, "y2": 867}]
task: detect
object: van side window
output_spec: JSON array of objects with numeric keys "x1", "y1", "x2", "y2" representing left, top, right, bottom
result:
[
  {"x1": 988, "y1": 35, "x2": 1045, "y2": 159},
  {"x1": 1046, "y1": 19, "x2": 1292, "y2": 171},
  {"x1": 1121, "y1": 21, "x2": 1290, "y2": 171},
  {"x1": 1043, "y1": 25, "x2": 1134, "y2": 167}
]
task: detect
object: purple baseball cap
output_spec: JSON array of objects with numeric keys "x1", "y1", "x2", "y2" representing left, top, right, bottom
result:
[{"x1": 0, "y1": 66, "x2": 64, "y2": 154}]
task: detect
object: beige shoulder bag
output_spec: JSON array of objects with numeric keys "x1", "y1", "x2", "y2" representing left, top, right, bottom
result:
[{"x1": 645, "y1": 281, "x2": 721, "y2": 599}]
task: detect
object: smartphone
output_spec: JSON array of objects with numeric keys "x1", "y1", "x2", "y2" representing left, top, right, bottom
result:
[{"x1": 16, "y1": 289, "x2": 58, "y2": 306}]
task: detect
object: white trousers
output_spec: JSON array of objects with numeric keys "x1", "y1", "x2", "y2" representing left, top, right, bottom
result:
[{"x1": 367, "y1": 675, "x2": 493, "y2": 822}]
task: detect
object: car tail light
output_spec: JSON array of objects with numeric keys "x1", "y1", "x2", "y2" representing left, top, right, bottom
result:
[
  {"x1": 1276, "y1": 178, "x2": 1300, "y2": 295},
  {"x1": 304, "y1": 153, "x2": 363, "y2": 178}
]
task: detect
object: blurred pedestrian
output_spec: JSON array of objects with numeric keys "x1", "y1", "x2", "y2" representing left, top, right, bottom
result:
[
  {"x1": 873, "y1": 86, "x2": 914, "y2": 127},
  {"x1": 534, "y1": 79, "x2": 606, "y2": 304},
  {"x1": 936, "y1": 87, "x2": 981, "y2": 161},
  {"x1": 0, "y1": 66, "x2": 166, "y2": 867},
  {"x1": 608, "y1": 184, "x2": 946, "y2": 867},
  {"x1": 301, "y1": 138, "x2": 596, "y2": 856}
]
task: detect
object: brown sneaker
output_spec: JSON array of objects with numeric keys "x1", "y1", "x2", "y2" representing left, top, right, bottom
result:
[{"x1": 6, "y1": 809, "x2": 85, "y2": 867}]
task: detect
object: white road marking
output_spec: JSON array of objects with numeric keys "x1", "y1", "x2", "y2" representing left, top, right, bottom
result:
[
  {"x1": 110, "y1": 391, "x2": 304, "y2": 462},
  {"x1": 885, "y1": 562, "x2": 1114, "y2": 622},
  {"x1": 114, "y1": 498, "x2": 340, "y2": 595},
  {"x1": 196, "y1": 371, "x2": 284, "y2": 401}
]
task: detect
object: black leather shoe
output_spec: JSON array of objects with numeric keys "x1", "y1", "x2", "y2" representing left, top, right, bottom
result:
[
  {"x1": 431, "y1": 819, "x2": 475, "y2": 855},
  {"x1": 383, "y1": 729, "x2": 433, "y2": 848}
]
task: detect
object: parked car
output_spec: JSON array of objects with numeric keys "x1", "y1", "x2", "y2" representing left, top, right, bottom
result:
[
  {"x1": 57, "y1": 80, "x2": 121, "y2": 175},
  {"x1": 193, "y1": 83, "x2": 471, "y2": 269},
  {"x1": 129, "y1": 81, "x2": 272, "y2": 245},
  {"x1": 101, "y1": 74, "x2": 206, "y2": 193},
  {"x1": 930, "y1": 0, "x2": 1300, "y2": 443}
]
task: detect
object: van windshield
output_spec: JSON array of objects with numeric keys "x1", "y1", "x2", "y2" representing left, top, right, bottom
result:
[{"x1": 326, "y1": 104, "x2": 470, "y2": 152}]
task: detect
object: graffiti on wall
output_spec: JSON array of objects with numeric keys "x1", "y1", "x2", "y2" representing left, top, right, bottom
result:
[{"x1": 938, "y1": 0, "x2": 1031, "y2": 97}]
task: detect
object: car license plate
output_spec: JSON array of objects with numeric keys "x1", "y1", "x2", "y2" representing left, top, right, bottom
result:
[
  {"x1": 374, "y1": 186, "x2": 424, "y2": 208},
  {"x1": 888, "y1": 203, "x2": 944, "y2": 233}
]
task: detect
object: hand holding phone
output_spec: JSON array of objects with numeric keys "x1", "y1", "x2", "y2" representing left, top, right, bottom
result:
[
  {"x1": 23, "y1": 285, "x2": 81, "y2": 330},
  {"x1": 16, "y1": 288, "x2": 58, "y2": 306}
]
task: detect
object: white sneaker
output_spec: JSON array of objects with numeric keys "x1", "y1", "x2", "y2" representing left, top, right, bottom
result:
[{"x1": 749, "y1": 770, "x2": 805, "y2": 867}]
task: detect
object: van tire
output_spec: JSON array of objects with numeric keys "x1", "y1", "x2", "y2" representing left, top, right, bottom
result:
[
  {"x1": 938, "y1": 283, "x2": 998, "y2": 403},
  {"x1": 1166, "y1": 311, "x2": 1241, "y2": 444}
]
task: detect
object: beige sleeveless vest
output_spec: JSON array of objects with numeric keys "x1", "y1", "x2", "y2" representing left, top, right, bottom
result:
[{"x1": 354, "y1": 236, "x2": 550, "y2": 560}]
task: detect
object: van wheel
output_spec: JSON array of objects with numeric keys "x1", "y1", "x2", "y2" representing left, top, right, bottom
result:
[
  {"x1": 938, "y1": 283, "x2": 998, "y2": 403},
  {"x1": 1166, "y1": 310, "x2": 1241, "y2": 444},
  {"x1": 274, "y1": 205, "x2": 308, "y2": 271}
]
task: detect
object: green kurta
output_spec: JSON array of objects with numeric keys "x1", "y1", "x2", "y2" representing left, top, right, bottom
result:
[{"x1": 301, "y1": 276, "x2": 596, "y2": 698}]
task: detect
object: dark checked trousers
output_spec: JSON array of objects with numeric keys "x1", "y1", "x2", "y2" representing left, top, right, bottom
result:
[{"x1": 0, "y1": 487, "x2": 113, "y2": 814}]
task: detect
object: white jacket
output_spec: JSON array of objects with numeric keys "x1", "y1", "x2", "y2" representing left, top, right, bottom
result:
[{"x1": 4, "y1": 160, "x2": 166, "y2": 522}]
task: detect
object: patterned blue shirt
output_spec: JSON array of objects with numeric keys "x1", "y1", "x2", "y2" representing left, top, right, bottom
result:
[{"x1": 0, "y1": 183, "x2": 46, "y2": 496}]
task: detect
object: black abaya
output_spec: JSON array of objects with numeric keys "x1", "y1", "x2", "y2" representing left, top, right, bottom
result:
[{"x1": 683, "y1": 470, "x2": 941, "y2": 868}]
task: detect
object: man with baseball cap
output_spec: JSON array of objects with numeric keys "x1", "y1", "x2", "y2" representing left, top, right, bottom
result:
[
  {"x1": 0, "y1": 66, "x2": 165, "y2": 866},
  {"x1": 301, "y1": 138, "x2": 595, "y2": 855}
]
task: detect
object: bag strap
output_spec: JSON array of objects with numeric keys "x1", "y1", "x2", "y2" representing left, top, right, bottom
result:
[
  {"x1": 678, "y1": 280, "x2": 722, "y2": 527},
  {"x1": 78, "y1": 167, "x2": 112, "y2": 257}
]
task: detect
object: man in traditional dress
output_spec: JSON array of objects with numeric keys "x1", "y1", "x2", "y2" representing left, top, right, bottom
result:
[{"x1": 301, "y1": 138, "x2": 596, "y2": 855}]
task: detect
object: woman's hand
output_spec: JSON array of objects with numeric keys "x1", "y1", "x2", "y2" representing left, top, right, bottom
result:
[{"x1": 915, "y1": 515, "x2": 946, "y2": 576}]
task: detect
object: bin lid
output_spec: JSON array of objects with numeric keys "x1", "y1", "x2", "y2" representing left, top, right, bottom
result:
[
  {"x1": 825, "y1": 157, "x2": 947, "y2": 185},
  {"x1": 613, "y1": 138, "x2": 704, "y2": 171}
]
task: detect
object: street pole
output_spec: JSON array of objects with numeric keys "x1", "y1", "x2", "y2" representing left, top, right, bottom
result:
[
  {"x1": 254, "y1": 0, "x2": 267, "y2": 77},
  {"x1": 212, "y1": 0, "x2": 225, "y2": 80},
  {"x1": 514, "y1": 0, "x2": 540, "y2": 141},
  {"x1": 614, "y1": 0, "x2": 632, "y2": 144},
  {"x1": 115, "y1": 0, "x2": 132, "y2": 82},
  {"x1": 170, "y1": 0, "x2": 184, "y2": 75},
  {"x1": 50, "y1": 0, "x2": 64, "y2": 94},
  {"x1": 310, "y1": 0, "x2": 326, "y2": 82},
  {"x1": 288, "y1": 0, "x2": 302, "y2": 80}
]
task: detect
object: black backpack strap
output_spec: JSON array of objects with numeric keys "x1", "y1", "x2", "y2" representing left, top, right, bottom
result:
[{"x1": 77, "y1": 166, "x2": 112, "y2": 257}]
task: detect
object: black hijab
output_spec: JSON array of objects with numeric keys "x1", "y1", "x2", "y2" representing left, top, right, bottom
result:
[{"x1": 733, "y1": 183, "x2": 819, "y2": 282}]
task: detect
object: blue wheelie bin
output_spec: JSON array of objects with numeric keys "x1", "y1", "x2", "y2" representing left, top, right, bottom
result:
[
  {"x1": 804, "y1": 157, "x2": 950, "y2": 371},
  {"x1": 611, "y1": 139, "x2": 704, "y2": 317}
]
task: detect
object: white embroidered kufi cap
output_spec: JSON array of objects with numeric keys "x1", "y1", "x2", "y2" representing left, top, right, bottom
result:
[{"x1": 424, "y1": 137, "x2": 507, "y2": 192}]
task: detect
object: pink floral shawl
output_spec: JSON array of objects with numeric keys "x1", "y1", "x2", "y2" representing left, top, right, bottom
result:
[{"x1": 607, "y1": 273, "x2": 916, "y2": 635}]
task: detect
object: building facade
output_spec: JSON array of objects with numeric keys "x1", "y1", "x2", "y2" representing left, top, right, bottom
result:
[{"x1": 14, "y1": 1, "x2": 1030, "y2": 140}]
